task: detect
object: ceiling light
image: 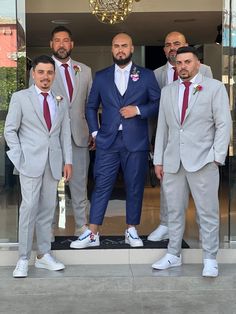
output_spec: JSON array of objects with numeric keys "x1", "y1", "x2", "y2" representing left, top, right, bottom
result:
[{"x1": 89, "y1": 0, "x2": 134, "y2": 24}]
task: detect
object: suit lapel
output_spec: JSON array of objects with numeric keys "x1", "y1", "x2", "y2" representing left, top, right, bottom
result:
[
  {"x1": 70, "y1": 61, "x2": 81, "y2": 103},
  {"x1": 28, "y1": 85, "x2": 49, "y2": 131},
  {"x1": 171, "y1": 81, "x2": 180, "y2": 124},
  {"x1": 184, "y1": 74, "x2": 203, "y2": 122},
  {"x1": 123, "y1": 63, "x2": 138, "y2": 103},
  {"x1": 162, "y1": 64, "x2": 168, "y2": 87},
  {"x1": 54, "y1": 63, "x2": 71, "y2": 105}
]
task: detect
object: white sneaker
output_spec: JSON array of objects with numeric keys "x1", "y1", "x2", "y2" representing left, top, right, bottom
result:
[
  {"x1": 202, "y1": 259, "x2": 218, "y2": 277},
  {"x1": 125, "y1": 227, "x2": 143, "y2": 247},
  {"x1": 152, "y1": 253, "x2": 182, "y2": 270},
  {"x1": 35, "y1": 253, "x2": 65, "y2": 271},
  {"x1": 147, "y1": 225, "x2": 169, "y2": 241},
  {"x1": 13, "y1": 259, "x2": 28, "y2": 278},
  {"x1": 70, "y1": 229, "x2": 100, "y2": 249},
  {"x1": 74, "y1": 225, "x2": 88, "y2": 237}
]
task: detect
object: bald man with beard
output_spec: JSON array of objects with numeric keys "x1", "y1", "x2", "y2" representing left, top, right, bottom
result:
[{"x1": 148, "y1": 31, "x2": 213, "y2": 242}]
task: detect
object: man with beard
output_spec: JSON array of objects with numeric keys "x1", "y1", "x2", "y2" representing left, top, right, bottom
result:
[
  {"x1": 148, "y1": 31, "x2": 213, "y2": 242},
  {"x1": 5, "y1": 55, "x2": 72, "y2": 277},
  {"x1": 30, "y1": 26, "x2": 92, "y2": 239},
  {"x1": 70, "y1": 32, "x2": 160, "y2": 249},
  {"x1": 151, "y1": 47, "x2": 231, "y2": 277}
]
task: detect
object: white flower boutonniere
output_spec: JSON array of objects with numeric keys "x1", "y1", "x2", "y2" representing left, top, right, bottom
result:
[
  {"x1": 130, "y1": 67, "x2": 140, "y2": 82},
  {"x1": 73, "y1": 64, "x2": 82, "y2": 75},
  {"x1": 55, "y1": 95, "x2": 63, "y2": 106}
]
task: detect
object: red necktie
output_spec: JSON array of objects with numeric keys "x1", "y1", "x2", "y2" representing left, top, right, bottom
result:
[
  {"x1": 41, "y1": 92, "x2": 51, "y2": 131},
  {"x1": 173, "y1": 67, "x2": 178, "y2": 81},
  {"x1": 62, "y1": 64, "x2": 73, "y2": 102},
  {"x1": 181, "y1": 81, "x2": 192, "y2": 124}
]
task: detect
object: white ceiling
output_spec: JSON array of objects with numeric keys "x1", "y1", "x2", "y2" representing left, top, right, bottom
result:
[{"x1": 26, "y1": 10, "x2": 222, "y2": 47}]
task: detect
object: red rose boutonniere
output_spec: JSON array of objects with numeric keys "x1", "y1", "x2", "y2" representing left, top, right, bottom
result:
[
  {"x1": 130, "y1": 67, "x2": 140, "y2": 82},
  {"x1": 193, "y1": 84, "x2": 203, "y2": 95},
  {"x1": 55, "y1": 95, "x2": 63, "y2": 106},
  {"x1": 73, "y1": 64, "x2": 81, "y2": 75}
]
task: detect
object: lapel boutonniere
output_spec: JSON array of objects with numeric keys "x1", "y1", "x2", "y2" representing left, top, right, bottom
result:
[
  {"x1": 193, "y1": 84, "x2": 203, "y2": 95},
  {"x1": 55, "y1": 95, "x2": 63, "y2": 106},
  {"x1": 73, "y1": 64, "x2": 81, "y2": 75},
  {"x1": 130, "y1": 67, "x2": 140, "y2": 82}
]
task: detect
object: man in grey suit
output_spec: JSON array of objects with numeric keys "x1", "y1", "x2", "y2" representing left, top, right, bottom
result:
[
  {"x1": 4, "y1": 55, "x2": 72, "y2": 278},
  {"x1": 148, "y1": 31, "x2": 213, "y2": 242},
  {"x1": 151, "y1": 47, "x2": 231, "y2": 277},
  {"x1": 30, "y1": 26, "x2": 92, "y2": 238}
]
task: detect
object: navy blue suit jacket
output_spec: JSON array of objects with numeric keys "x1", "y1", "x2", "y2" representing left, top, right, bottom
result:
[{"x1": 86, "y1": 63, "x2": 161, "y2": 152}]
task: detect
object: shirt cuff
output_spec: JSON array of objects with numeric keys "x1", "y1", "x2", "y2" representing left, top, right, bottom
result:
[{"x1": 92, "y1": 131, "x2": 98, "y2": 138}]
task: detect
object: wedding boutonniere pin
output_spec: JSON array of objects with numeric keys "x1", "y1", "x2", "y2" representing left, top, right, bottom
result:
[
  {"x1": 73, "y1": 64, "x2": 81, "y2": 75},
  {"x1": 130, "y1": 67, "x2": 140, "y2": 82},
  {"x1": 193, "y1": 84, "x2": 203, "y2": 95},
  {"x1": 55, "y1": 95, "x2": 63, "y2": 105}
]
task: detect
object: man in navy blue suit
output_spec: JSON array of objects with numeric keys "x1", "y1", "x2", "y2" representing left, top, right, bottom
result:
[{"x1": 70, "y1": 32, "x2": 160, "y2": 249}]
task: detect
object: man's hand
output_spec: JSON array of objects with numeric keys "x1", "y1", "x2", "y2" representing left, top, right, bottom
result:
[
  {"x1": 155, "y1": 165, "x2": 164, "y2": 180},
  {"x1": 63, "y1": 164, "x2": 72, "y2": 182},
  {"x1": 88, "y1": 135, "x2": 96, "y2": 150},
  {"x1": 120, "y1": 105, "x2": 138, "y2": 119}
]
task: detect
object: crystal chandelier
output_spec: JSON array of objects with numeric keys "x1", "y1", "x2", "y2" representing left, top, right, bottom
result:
[{"x1": 89, "y1": 0, "x2": 134, "y2": 24}]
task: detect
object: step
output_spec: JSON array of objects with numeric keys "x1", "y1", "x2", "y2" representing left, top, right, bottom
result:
[
  {"x1": 1, "y1": 246, "x2": 236, "y2": 266},
  {"x1": 0, "y1": 264, "x2": 236, "y2": 296}
]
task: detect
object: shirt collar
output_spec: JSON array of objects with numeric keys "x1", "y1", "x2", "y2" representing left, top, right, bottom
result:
[
  {"x1": 167, "y1": 61, "x2": 175, "y2": 70},
  {"x1": 52, "y1": 55, "x2": 72, "y2": 68},
  {"x1": 34, "y1": 85, "x2": 52, "y2": 97},
  {"x1": 179, "y1": 73, "x2": 200, "y2": 85},
  {"x1": 115, "y1": 61, "x2": 133, "y2": 73}
]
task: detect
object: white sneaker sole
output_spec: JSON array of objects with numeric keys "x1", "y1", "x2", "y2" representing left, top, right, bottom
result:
[
  {"x1": 202, "y1": 271, "x2": 218, "y2": 277},
  {"x1": 152, "y1": 261, "x2": 182, "y2": 270},
  {"x1": 13, "y1": 271, "x2": 28, "y2": 278},
  {"x1": 35, "y1": 261, "x2": 65, "y2": 271},
  {"x1": 70, "y1": 240, "x2": 100, "y2": 249},
  {"x1": 147, "y1": 234, "x2": 169, "y2": 241},
  {"x1": 125, "y1": 238, "x2": 143, "y2": 247}
]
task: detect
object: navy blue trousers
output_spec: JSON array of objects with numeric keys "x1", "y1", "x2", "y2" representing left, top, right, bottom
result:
[{"x1": 89, "y1": 131, "x2": 148, "y2": 225}]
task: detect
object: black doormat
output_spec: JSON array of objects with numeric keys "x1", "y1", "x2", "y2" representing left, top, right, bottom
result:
[{"x1": 51, "y1": 236, "x2": 189, "y2": 250}]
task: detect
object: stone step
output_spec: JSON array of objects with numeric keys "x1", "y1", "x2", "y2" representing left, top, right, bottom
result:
[
  {"x1": 0, "y1": 264, "x2": 236, "y2": 296},
  {"x1": 1, "y1": 248, "x2": 236, "y2": 266}
]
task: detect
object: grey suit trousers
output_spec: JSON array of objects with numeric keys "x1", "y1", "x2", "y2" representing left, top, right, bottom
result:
[
  {"x1": 163, "y1": 162, "x2": 219, "y2": 259},
  {"x1": 69, "y1": 140, "x2": 90, "y2": 228},
  {"x1": 19, "y1": 160, "x2": 58, "y2": 259}
]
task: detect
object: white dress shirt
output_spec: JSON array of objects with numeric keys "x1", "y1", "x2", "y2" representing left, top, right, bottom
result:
[
  {"x1": 167, "y1": 62, "x2": 177, "y2": 84},
  {"x1": 178, "y1": 73, "x2": 199, "y2": 120},
  {"x1": 52, "y1": 56, "x2": 74, "y2": 99},
  {"x1": 34, "y1": 85, "x2": 57, "y2": 123}
]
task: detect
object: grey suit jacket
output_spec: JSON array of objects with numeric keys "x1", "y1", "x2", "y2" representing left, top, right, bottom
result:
[
  {"x1": 154, "y1": 63, "x2": 213, "y2": 89},
  {"x1": 4, "y1": 85, "x2": 72, "y2": 180},
  {"x1": 153, "y1": 73, "x2": 232, "y2": 173},
  {"x1": 29, "y1": 59, "x2": 92, "y2": 147}
]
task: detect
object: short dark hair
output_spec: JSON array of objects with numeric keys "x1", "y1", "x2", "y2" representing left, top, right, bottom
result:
[
  {"x1": 176, "y1": 46, "x2": 199, "y2": 59},
  {"x1": 51, "y1": 25, "x2": 72, "y2": 40},
  {"x1": 32, "y1": 55, "x2": 55, "y2": 70}
]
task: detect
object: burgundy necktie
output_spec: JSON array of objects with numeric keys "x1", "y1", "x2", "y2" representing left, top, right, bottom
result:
[
  {"x1": 173, "y1": 66, "x2": 178, "y2": 81},
  {"x1": 62, "y1": 64, "x2": 73, "y2": 102},
  {"x1": 41, "y1": 92, "x2": 51, "y2": 131},
  {"x1": 181, "y1": 81, "x2": 192, "y2": 124}
]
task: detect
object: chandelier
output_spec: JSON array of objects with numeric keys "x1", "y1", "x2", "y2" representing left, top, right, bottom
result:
[{"x1": 89, "y1": 0, "x2": 134, "y2": 24}]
